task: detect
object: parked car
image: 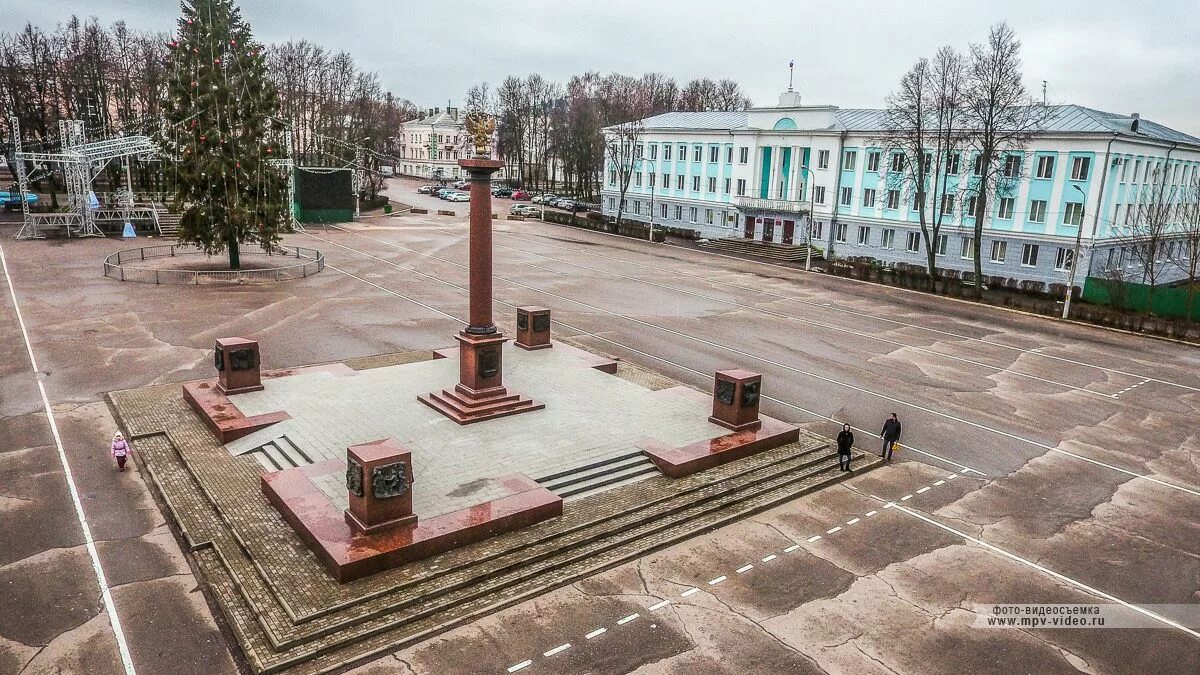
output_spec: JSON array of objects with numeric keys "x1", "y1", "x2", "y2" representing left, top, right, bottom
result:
[
  {"x1": 446, "y1": 191, "x2": 470, "y2": 202},
  {"x1": 558, "y1": 200, "x2": 577, "y2": 211},
  {"x1": 435, "y1": 188, "x2": 456, "y2": 199},
  {"x1": 511, "y1": 190, "x2": 531, "y2": 201},
  {"x1": 453, "y1": 180, "x2": 470, "y2": 190},
  {"x1": 417, "y1": 185, "x2": 435, "y2": 194},
  {"x1": 510, "y1": 204, "x2": 540, "y2": 216},
  {"x1": 532, "y1": 193, "x2": 558, "y2": 204},
  {"x1": 492, "y1": 187, "x2": 514, "y2": 198}
]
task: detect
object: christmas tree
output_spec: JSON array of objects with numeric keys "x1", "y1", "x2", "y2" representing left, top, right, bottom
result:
[{"x1": 158, "y1": 0, "x2": 288, "y2": 270}]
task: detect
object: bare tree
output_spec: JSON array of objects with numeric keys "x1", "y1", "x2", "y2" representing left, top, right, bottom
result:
[
  {"x1": 604, "y1": 116, "x2": 646, "y2": 230},
  {"x1": 1118, "y1": 167, "x2": 1177, "y2": 313},
  {"x1": 1173, "y1": 177, "x2": 1200, "y2": 321},
  {"x1": 962, "y1": 22, "x2": 1048, "y2": 297},
  {"x1": 679, "y1": 77, "x2": 752, "y2": 112},
  {"x1": 878, "y1": 46, "x2": 967, "y2": 291}
]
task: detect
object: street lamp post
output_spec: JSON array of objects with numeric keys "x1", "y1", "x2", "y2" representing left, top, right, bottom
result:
[
  {"x1": 1062, "y1": 184, "x2": 1087, "y2": 319},
  {"x1": 797, "y1": 164, "x2": 817, "y2": 271}
]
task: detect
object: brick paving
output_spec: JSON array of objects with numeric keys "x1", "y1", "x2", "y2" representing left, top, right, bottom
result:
[{"x1": 109, "y1": 347, "x2": 881, "y2": 673}]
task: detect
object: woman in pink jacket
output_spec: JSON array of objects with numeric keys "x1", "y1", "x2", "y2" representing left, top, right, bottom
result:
[{"x1": 111, "y1": 432, "x2": 131, "y2": 472}]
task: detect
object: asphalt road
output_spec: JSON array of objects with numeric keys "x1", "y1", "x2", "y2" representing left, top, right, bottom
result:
[{"x1": 0, "y1": 203, "x2": 1197, "y2": 674}]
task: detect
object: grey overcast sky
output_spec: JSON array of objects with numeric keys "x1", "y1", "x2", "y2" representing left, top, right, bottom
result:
[{"x1": 11, "y1": 0, "x2": 1200, "y2": 135}]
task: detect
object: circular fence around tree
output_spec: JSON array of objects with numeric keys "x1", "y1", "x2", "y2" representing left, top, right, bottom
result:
[{"x1": 103, "y1": 243, "x2": 324, "y2": 284}]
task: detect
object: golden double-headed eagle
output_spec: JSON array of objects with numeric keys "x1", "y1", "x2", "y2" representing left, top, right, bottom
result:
[{"x1": 464, "y1": 111, "x2": 495, "y2": 157}]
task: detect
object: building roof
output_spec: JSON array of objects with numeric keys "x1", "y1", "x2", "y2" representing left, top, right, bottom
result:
[
  {"x1": 628, "y1": 104, "x2": 1200, "y2": 147},
  {"x1": 403, "y1": 110, "x2": 462, "y2": 128}
]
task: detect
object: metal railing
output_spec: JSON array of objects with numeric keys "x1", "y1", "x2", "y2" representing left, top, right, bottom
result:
[{"x1": 102, "y1": 244, "x2": 324, "y2": 285}]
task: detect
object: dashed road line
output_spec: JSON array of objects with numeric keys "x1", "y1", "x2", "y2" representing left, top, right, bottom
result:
[
  {"x1": 761, "y1": 554, "x2": 777, "y2": 563},
  {"x1": 826, "y1": 526, "x2": 842, "y2": 534},
  {"x1": 784, "y1": 544, "x2": 801, "y2": 553},
  {"x1": 933, "y1": 480, "x2": 945, "y2": 486},
  {"x1": 917, "y1": 486, "x2": 931, "y2": 494},
  {"x1": 507, "y1": 660, "x2": 532, "y2": 672},
  {"x1": 617, "y1": 613, "x2": 640, "y2": 625},
  {"x1": 543, "y1": 643, "x2": 570, "y2": 657},
  {"x1": 901, "y1": 494, "x2": 913, "y2": 501},
  {"x1": 680, "y1": 587, "x2": 700, "y2": 598},
  {"x1": 807, "y1": 535, "x2": 822, "y2": 542},
  {"x1": 648, "y1": 600, "x2": 671, "y2": 611},
  {"x1": 846, "y1": 517, "x2": 861, "y2": 525},
  {"x1": 736, "y1": 564, "x2": 755, "y2": 574},
  {"x1": 585, "y1": 627, "x2": 607, "y2": 640},
  {"x1": 865, "y1": 510, "x2": 878, "y2": 517},
  {"x1": 708, "y1": 575, "x2": 727, "y2": 585}
]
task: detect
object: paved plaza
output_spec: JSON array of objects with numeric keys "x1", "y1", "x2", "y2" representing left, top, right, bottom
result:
[{"x1": 1, "y1": 200, "x2": 1198, "y2": 673}]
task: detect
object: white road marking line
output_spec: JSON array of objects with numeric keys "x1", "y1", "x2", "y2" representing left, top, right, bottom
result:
[
  {"x1": 933, "y1": 480, "x2": 945, "y2": 486},
  {"x1": 326, "y1": 230, "x2": 1200, "y2": 497},
  {"x1": 708, "y1": 576, "x2": 727, "y2": 585},
  {"x1": 648, "y1": 600, "x2": 671, "y2": 611},
  {"x1": 585, "y1": 627, "x2": 607, "y2": 640},
  {"x1": 888, "y1": 502, "x2": 1200, "y2": 640},
  {"x1": 947, "y1": 474, "x2": 958, "y2": 480},
  {"x1": 884, "y1": 502, "x2": 896, "y2": 508},
  {"x1": 917, "y1": 487, "x2": 931, "y2": 494},
  {"x1": 543, "y1": 643, "x2": 571, "y2": 657},
  {"x1": 784, "y1": 544, "x2": 800, "y2": 553},
  {"x1": 807, "y1": 535, "x2": 822, "y2": 542},
  {"x1": 846, "y1": 518, "x2": 861, "y2": 525},
  {"x1": 507, "y1": 660, "x2": 532, "y2": 672},
  {"x1": 681, "y1": 588, "x2": 700, "y2": 597},
  {"x1": 761, "y1": 554, "x2": 777, "y2": 562},
  {"x1": 901, "y1": 494, "x2": 913, "y2": 501},
  {"x1": 736, "y1": 564, "x2": 755, "y2": 573},
  {"x1": 0, "y1": 245, "x2": 137, "y2": 675},
  {"x1": 826, "y1": 526, "x2": 842, "y2": 534},
  {"x1": 865, "y1": 510, "x2": 878, "y2": 517},
  {"x1": 618, "y1": 613, "x2": 639, "y2": 625}
]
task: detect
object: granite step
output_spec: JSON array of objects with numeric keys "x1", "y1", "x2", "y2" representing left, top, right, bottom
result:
[{"x1": 535, "y1": 451, "x2": 660, "y2": 500}]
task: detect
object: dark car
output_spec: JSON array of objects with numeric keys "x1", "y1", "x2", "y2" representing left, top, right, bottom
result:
[
  {"x1": 435, "y1": 188, "x2": 456, "y2": 199},
  {"x1": 492, "y1": 187, "x2": 514, "y2": 198}
]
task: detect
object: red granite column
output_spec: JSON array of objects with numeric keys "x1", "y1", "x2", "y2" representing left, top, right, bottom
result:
[{"x1": 418, "y1": 153, "x2": 544, "y2": 424}]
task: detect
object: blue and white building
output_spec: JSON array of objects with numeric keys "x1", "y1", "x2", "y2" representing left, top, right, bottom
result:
[{"x1": 601, "y1": 90, "x2": 1200, "y2": 286}]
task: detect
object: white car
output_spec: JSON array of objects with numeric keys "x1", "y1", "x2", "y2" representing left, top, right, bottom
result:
[
  {"x1": 510, "y1": 204, "x2": 540, "y2": 216},
  {"x1": 446, "y1": 192, "x2": 470, "y2": 202}
]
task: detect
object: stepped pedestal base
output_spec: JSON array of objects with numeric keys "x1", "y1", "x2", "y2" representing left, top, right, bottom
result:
[{"x1": 418, "y1": 384, "x2": 544, "y2": 424}]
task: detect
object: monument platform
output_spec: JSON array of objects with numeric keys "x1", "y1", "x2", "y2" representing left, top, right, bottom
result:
[{"x1": 108, "y1": 343, "x2": 883, "y2": 673}]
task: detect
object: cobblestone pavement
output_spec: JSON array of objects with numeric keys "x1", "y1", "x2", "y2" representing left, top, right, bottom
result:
[{"x1": 1, "y1": 208, "x2": 1199, "y2": 674}]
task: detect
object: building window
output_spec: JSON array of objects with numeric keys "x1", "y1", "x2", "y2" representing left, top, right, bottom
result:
[
  {"x1": 649, "y1": 173, "x2": 655, "y2": 188},
  {"x1": 1028, "y1": 200, "x2": 1047, "y2": 223},
  {"x1": 811, "y1": 221, "x2": 824, "y2": 241},
  {"x1": 738, "y1": 147, "x2": 748, "y2": 163},
  {"x1": 664, "y1": 145, "x2": 672, "y2": 161},
  {"x1": 707, "y1": 177, "x2": 716, "y2": 192},
  {"x1": 990, "y1": 240, "x2": 1007, "y2": 263},
  {"x1": 633, "y1": 200, "x2": 641, "y2": 215},
  {"x1": 973, "y1": 154, "x2": 984, "y2": 176},
  {"x1": 736, "y1": 179, "x2": 746, "y2": 196},
  {"x1": 843, "y1": 150, "x2": 857, "y2": 171},
  {"x1": 960, "y1": 236, "x2": 975, "y2": 260},
  {"x1": 724, "y1": 178, "x2": 731, "y2": 194},
  {"x1": 923, "y1": 153, "x2": 933, "y2": 174},
  {"x1": 1002, "y1": 155, "x2": 1020, "y2": 178},
  {"x1": 649, "y1": 144, "x2": 658, "y2": 160},
  {"x1": 609, "y1": 169, "x2": 617, "y2": 186},
  {"x1": 662, "y1": 173, "x2": 669, "y2": 187},
  {"x1": 1036, "y1": 155, "x2": 1054, "y2": 179},
  {"x1": 886, "y1": 189, "x2": 900, "y2": 210},
  {"x1": 997, "y1": 197, "x2": 1014, "y2": 219},
  {"x1": 660, "y1": 203, "x2": 668, "y2": 218},
  {"x1": 705, "y1": 208, "x2": 714, "y2": 224},
  {"x1": 867, "y1": 150, "x2": 881, "y2": 172},
  {"x1": 693, "y1": 145, "x2": 702, "y2": 162},
  {"x1": 840, "y1": 187, "x2": 853, "y2": 206},
  {"x1": 835, "y1": 223, "x2": 848, "y2": 243},
  {"x1": 1064, "y1": 202, "x2": 1084, "y2": 226},
  {"x1": 941, "y1": 194, "x2": 954, "y2": 215},
  {"x1": 1021, "y1": 243, "x2": 1039, "y2": 267},
  {"x1": 881, "y1": 228, "x2": 895, "y2": 249},
  {"x1": 945, "y1": 153, "x2": 960, "y2": 175},
  {"x1": 814, "y1": 186, "x2": 826, "y2": 204},
  {"x1": 906, "y1": 231, "x2": 921, "y2": 253},
  {"x1": 678, "y1": 144, "x2": 686, "y2": 159},
  {"x1": 689, "y1": 206, "x2": 698, "y2": 223},
  {"x1": 607, "y1": 197, "x2": 615, "y2": 210},
  {"x1": 634, "y1": 145, "x2": 643, "y2": 159},
  {"x1": 1055, "y1": 247, "x2": 1074, "y2": 271},
  {"x1": 635, "y1": 172, "x2": 643, "y2": 187},
  {"x1": 674, "y1": 205, "x2": 683, "y2": 220},
  {"x1": 966, "y1": 196, "x2": 980, "y2": 218},
  {"x1": 891, "y1": 153, "x2": 905, "y2": 172},
  {"x1": 862, "y1": 188, "x2": 877, "y2": 208},
  {"x1": 818, "y1": 150, "x2": 830, "y2": 169},
  {"x1": 857, "y1": 226, "x2": 870, "y2": 245},
  {"x1": 936, "y1": 234, "x2": 948, "y2": 256},
  {"x1": 708, "y1": 146, "x2": 719, "y2": 163},
  {"x1": 1071, "y1": 156, "x2": 1091, "y2": 181},
  {"x1": 677, "y1": 175, "x2": 685, "y2": 190},
  {"x1": 692, "y1": 175, "x2": 701, "y2": 191}
]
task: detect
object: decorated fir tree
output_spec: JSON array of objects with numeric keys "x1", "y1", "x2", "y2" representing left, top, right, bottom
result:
[{"x1": 158, "y1": 0, "x2": 288, "y2": 269}]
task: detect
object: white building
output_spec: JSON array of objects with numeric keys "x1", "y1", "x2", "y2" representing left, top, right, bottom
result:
[
  {"x1": 398, "y1": 108, "x2": 470, "y2": 181},
  {"x1": 602, "y1": 90, "x2": 1200, "y2": 286}
]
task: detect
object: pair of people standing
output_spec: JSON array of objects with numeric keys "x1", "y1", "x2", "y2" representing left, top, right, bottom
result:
[{"x1": 835, "y1": 413, "x2": 902, "y2": 471}]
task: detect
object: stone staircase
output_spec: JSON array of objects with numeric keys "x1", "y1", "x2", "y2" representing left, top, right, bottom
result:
[
  {"x1": 534, "y1": 451, "x2": 660, "y2": 500},
  {"x1": 699, "y1": 237, "x2": 824, "y2": 263},
  {"x1": 247, "y1": 435, "x2": 313, "y2": 472},
  {"x1": 130, "y1": 421, "x2": 882, "y2": 673}
]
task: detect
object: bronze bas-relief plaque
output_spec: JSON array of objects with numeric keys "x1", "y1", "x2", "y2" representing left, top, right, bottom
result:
[
  {"x1": 230, "y1": 348, "x2": 258, "y2": 371},
  {"x1": 741, "y1": 380, "x2": 760, "y2": 408},
  {"x1": 716, "y1": 379, "x2": 736, "y2": 405},
  {"x1": 478, "y1": 347, "x2": 500, "y2": 378},
  {"x1": 372, "y1": 462, "x2": 409, "y2": 499},
  {"x1": 532, "y1": 314, "x2": 550, "y2": 332},
  {"x1": 346, "y1": 459, "x2": 364, "y2": 497}
]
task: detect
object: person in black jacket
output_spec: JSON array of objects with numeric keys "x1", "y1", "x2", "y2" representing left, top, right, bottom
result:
[
  {"x1": 836, "y1": 423, "x2": 854, "y2": 472},
  {"x1": 880, "y1": 413, "x2": 902, "y2": 461}
]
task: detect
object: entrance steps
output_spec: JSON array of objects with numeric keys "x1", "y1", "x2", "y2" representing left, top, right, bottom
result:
[
  {"x1": 534, "y1": 450, "x2": 660, "y2": 500},
  {"x1": 699, "y1": 237, "x2": 824, "y2": 263}
]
